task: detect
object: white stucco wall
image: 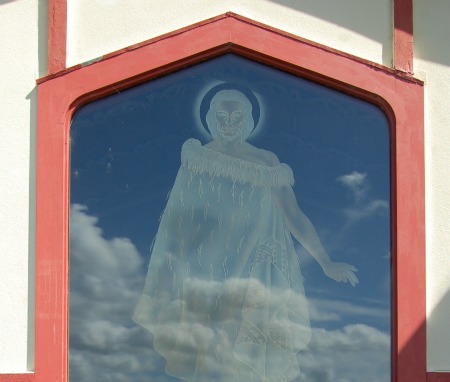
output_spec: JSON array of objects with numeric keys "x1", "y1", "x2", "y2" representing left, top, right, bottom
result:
[
  {"x1": 66, "y1": 0, "x2": 392, "y2": 68},
  {"x1": 0, "y1": 0, "x2": 44, "y2": 373},
  {"x1": 414, "y1": 0, "x2": 450, "y2": 372},
  {"x1": 1, "y1": 0, "x2": 450, "y2": 375}
]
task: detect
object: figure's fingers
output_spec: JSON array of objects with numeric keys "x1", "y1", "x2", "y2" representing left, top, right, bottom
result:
[{"x1": 348, "y1": 272, "x2": 359, "y2": 286}]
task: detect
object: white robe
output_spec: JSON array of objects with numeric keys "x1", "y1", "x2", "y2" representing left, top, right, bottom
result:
[{"x1": 133, "y1": 139, "x2": 311, "y2": 382}]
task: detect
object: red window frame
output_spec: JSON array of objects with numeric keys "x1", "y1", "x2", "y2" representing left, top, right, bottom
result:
[{"x1": 4, "y1": 12, "x2": 436, "y2": 382}]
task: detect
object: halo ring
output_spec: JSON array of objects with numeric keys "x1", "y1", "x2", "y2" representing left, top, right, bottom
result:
[{"x1": 200, "y1": 83, "x2": 260, "y2": 135}]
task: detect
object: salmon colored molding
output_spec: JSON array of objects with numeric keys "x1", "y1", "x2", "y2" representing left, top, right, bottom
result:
[
  {"x1": 393, "y1": 0, "x2": 414, "y2": 73},
  {"x1": 0, "y1": 375, "x2": 34, "y2": 382},
  {"x1": 48, "y1": 0, "x2": 67, "y2": 74},
  {"x1": 428, "y1": 373, "x2": 450, "y2": 382}
]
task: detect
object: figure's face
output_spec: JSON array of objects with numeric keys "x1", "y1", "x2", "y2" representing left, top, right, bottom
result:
[{"x1": 215, "y1": 100, "x2": 244, "y2": 141}]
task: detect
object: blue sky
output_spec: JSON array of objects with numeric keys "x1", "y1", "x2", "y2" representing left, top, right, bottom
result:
[{"x1": 69, "y1": 54, "x2": 391, "y2": 382}]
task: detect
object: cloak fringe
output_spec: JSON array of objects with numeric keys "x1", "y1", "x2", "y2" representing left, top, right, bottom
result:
[{"x1": 181, "y1": 139, "x2": 295, "y2": 188}]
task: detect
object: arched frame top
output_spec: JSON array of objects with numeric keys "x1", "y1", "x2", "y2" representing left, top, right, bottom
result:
[{"x1": 35, "y1": 13, "x2": 425, "y2": 382}]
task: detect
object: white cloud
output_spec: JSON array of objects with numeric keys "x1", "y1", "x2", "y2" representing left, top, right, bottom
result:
[
  {"x1": 337, "y1": 171, "x2": 368, "y2": 202},
  {"x1": 342, "y1": 199, "x2": 389, "y2": 221},
  {"x1": 308, "y1": 301, "x2": 341, "y2": 322},
  {"x1": 336, "y1": 172, "x2": 389, "y2": 224},
  {"x1": 297, "y1": 324, "x2": 390, "y2": 382},
  {"x1": 308, "y1": 298, "x2": 389, "y2": 323},
  {"x1": 69, "y1": 204, "x2": 164, "y2": 382},
  {"x1": 69, "y1": 205, "x2": 390, "y2": 382}
]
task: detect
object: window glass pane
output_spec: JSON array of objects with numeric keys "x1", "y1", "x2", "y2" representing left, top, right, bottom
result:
[{"x1": 70, "y1": 54, "x2": 391, "y2": 382}]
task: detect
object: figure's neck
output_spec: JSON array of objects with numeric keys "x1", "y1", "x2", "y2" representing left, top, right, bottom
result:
[{"x1": 215, "y1": 137, "x2": 246, "y2": 154}]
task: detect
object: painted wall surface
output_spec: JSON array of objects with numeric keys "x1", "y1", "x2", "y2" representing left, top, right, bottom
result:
[
  {"x1": 1, "y1": 0, "x2": 450, "y2": 375},
  {"x1": 414, "y1": 0, "x2": 450, "y2": 372},
  {"x1": 0, "y1": 0, "x2": 45, "y2": 373},
  {"x1": 66, "y1": 0, "x2": 392, "y2": 67}
]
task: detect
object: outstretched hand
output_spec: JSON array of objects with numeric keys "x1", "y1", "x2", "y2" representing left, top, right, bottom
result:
[{"x1": 321, "y1": 261, "x2": 359, "y2": 286}]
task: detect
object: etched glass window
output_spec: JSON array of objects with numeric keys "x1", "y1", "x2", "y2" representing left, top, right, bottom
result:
[{"x1": 69, "y1": 54, "x2": 391, "y2": 382}]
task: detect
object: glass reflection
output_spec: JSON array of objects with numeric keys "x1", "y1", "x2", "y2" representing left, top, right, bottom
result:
[{"x1": 70, "y1": 54, "x2": 391, "y2": 382}]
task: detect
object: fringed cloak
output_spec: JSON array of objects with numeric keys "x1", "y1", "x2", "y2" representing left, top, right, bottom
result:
[{"x1": 133, "y1": 139, "x2": 311, "y2": 382}]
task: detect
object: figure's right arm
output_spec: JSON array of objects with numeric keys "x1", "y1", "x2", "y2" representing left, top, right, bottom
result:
[{"x1": 273, "y1": 186, "x2": 359, "y2": 286}]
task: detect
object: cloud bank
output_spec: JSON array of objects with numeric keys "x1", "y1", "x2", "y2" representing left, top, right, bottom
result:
[{"x1": 69, "y1": 205, "x2": 390, "y2": 382}]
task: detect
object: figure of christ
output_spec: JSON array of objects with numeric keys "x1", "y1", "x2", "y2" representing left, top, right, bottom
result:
[{"x1": 133, "y1": 86, "x2": 358, "y2": 382}]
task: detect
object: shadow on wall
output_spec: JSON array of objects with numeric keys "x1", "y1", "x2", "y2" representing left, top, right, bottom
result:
[
  {"x1": 266, "y1": 0, "x2": 392, "y2": 65},
  {"x1": 427, "y1": 288, "x2": 450, "y2": 372},
  {"x1": 21, "y1": 0, "x2": 48, "y2": 368},
  {"x1": 25, "y1": 86, "x2": 37, "y2": 371},
  {"x1": 414, "y1": 0, "x2": 450, "y2": 66},
  {"x1": 401, "y1": 286, "x2": 450, "y2": 381},
  {"x1": 38, "y1": 0, "x2": 48, "y2": 77}
]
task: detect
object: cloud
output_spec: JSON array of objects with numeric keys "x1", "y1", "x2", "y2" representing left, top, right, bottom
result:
[
  {"x1": 308, "y1": 298, "x2": 389, "y2": 323},
  {"x1": 297, "y1": 324, "x2": 390, "y2": 382},
  {"x1": 69, "y1": 204, "x2": 166, "y2": 382},
  {"x1": 69, "y1": 205, "x2": 390, "y2": 382},
  {"x1": 336, "y1": 171, "x2": 389, "y2": 224},
  {"x1": 337, "y1": 171, "x2": 368, "y2": 202},
  {"x1": 308, "y1": 304, "x2": 341, "y2": 322},
  {"x1": 133, "y1": 275, "x2": 313, "y2": 381},
  {"x1": 342, "y1": 199, "x2": 389, "y2": 221}
]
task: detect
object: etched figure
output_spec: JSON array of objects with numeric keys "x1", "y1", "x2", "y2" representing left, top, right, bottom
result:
[{"x1": 133, "y1": 85, "x2": 358, "y2": 382}]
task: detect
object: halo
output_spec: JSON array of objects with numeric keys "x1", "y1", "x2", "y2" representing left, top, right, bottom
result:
[{"x1": 200, "y1": 82, "x2": 260, "y2": 135}]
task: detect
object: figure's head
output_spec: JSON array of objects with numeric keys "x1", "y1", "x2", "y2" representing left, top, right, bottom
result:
[{"x1": 206, "y1": 90, "x2": 254, "y2": 142}]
